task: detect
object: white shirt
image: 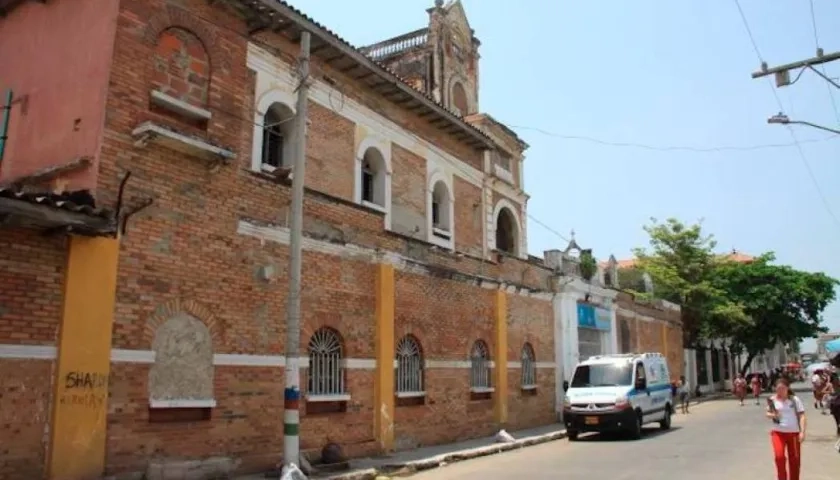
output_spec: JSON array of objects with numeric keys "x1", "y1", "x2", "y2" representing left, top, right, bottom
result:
[{"x1": 769, "y1": 395, "x2": 805, "y2": 433}]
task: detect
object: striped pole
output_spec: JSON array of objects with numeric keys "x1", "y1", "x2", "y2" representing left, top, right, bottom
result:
[
  {"x1": 283, "y1": 29, "x2": 311, "y2": 470},
  {"x1": 283, "y1": 361, "x2": 301, "y2": 467}
]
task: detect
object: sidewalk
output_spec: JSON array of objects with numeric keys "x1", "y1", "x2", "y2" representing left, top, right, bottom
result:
[{"x1": 238, "y1": 392, "x2": 731, "y2": 480}]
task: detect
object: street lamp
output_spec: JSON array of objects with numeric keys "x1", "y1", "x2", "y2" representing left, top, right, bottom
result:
[{"x1": 766, "y1": 113, "x2": 840, "y2": 136}]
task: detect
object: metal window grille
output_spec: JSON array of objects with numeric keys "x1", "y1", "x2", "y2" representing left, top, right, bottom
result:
[
  {"x1": 396, "y1": 335, "x2": 423, "y2": 393},
  {"x1": 521, "y1": 343, "x2": 536, "y2": 387},
  {"x1": 308, "y1": 328, "x2": 345, "y2": 395},
  {"x1": 470, "y1": 340, "x2": 491, "y2": 388}
]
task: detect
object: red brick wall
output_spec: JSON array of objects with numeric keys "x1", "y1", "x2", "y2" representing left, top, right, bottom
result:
[
  {"x1": 306, "y1": 103, "x2": 355, "y2": 201},
  {"x1": 390, "y1": 144, "x2": 428, "y2": 237},
  {"x1": 0, "y1": 229, "x2": 64, "y2": 480},
  {"x1": 392, "y1": 272, "x2": 497, "y2": 450},
  {"x1": 0, "y1": 0, "x2": 119, "y2": 190},
  {"x1": 453, "y1": 176, "x2": 483, "y2": 257},
  {"x1": 0, "y1": 0, "x2": 559, "y2": 476},
  {"x1": 616, "y1": 292, "x2": 683, "y2": 379},
  {"x1": 506, "y1": 295, "x2": 555, "y2": 429}
]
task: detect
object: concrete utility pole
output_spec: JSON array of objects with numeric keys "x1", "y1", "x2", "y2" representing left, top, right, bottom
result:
[{"x1": 283, "y1": 30, "x2": 311, "y2": 472}]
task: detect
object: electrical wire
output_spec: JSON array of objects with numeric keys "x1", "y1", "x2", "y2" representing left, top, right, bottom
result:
[
  {"x1": 506, "y1": 125, "x2": 837, "y2": 152},
  {"x1": 732, "y1": 0, "x2": 840, "y2": 231},
  {"x1": 807, "y1": 0, "x2": 840, "y2": 128}
]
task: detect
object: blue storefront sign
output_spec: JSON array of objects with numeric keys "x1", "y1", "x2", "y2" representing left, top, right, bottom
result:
[{"x1": 577, "y1": 303, "x2": 612, "y2": 331}]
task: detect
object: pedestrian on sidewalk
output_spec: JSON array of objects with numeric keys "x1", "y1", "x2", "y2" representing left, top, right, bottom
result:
[
  {"x1": 766, "y1": 377, "x2": 806, "y2": 480},
  {"x1": 733, "y1": 373, "x2": 747, "y2": 406},
  {"x1": 677, "y1": 375, "x2": 689, "y2": 414},
  {"x1": 750, "y1": 374, "x2": 762, "y2": 406},
  {"x1": 811, "y1": 369, "x2": 826, "y2": 412}
]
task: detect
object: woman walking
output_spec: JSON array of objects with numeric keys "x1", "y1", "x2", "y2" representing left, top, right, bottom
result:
[
  {"x1": 766, "y1": 378, "x2": 806, "y2": 480},
  {"x1": 750, "y1": 374, "x2": 762, "y2": 405},
  {"x1": 733, "y1": 373, "x2": 747, "y2": 406}
]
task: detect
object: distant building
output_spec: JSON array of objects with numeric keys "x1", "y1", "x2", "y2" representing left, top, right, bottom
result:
[{"x1": 817, "y1": 332, "x2": 840, "y2": 359}]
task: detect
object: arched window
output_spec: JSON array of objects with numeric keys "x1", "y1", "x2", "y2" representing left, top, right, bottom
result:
[
  {"x1": 359, "y1": 147, "x2": 387, "y2": 207},
  {"x1": 451, "y1": 81, "x2": 468, "y2": 116},
  {"x1": 308, "y1": 327, "x2": 345, "y2": 396},
  {"x1": 521, "y1": 343, "x2": 537, "y2": 388},
  {"x1": 470, "y1": 340, "x2": 491, "y2": 389},
  {"x1": 261, "y1": 102, "x2": 295, "y2": 172},
  {"x1": 431, "y1": 180, "x2": 452, "y2": 238},
  {"x1": 152, "y1": 28, "x2": 210, "y2": 109},
  {"x1": 396, "y1": 335, "x2": 423, "y2": 394},
  {"x1": 495, "y1": 207, "x2": 518, "y2": 255}
]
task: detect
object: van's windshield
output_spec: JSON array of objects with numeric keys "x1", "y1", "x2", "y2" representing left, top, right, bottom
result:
[{"x1": 571, "y1": 363, "x2": 633, "y2": 388}]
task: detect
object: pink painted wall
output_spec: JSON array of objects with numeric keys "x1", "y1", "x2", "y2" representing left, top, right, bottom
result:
[{"x1": 0, "y1": 0, "x2": 119, "y2": 191}]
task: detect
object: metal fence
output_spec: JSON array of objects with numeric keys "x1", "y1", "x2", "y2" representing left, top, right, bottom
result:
[
  {"x1": 521, "y1": 343, "x2": 536, "y2": 386},
  {"x1": 470, "y1": 340, "x2": 491, "y2": 389},
  {"x1": 308, "y1": 328, "x2": 345, "y2": 396},
  {"x1": 396, "y1": 335, "x2": 423, "y2": 393}
]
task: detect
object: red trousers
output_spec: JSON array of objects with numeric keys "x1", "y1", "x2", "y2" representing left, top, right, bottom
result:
[{"x1": 770, "y1": 431, "x2": 801, "y2": 480}]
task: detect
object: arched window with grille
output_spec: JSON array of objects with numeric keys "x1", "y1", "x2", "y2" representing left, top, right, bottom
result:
[
  {"x1": 521, "y1": 343, "x2": 537, "y2": 389},
  {"x1": 395, "y1": 335, "x2": 424, "y2": 395},
  {"x1": 470, "y1": 340, "x2": 491, "y2": 390},
  {"x1": 307, "y1": 327, "x2": 345, "y2": 396}
]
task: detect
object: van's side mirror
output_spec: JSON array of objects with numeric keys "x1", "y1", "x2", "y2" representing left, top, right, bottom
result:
[
  {"x1": 635, "y1": 379, "x2": 647, "y2": 390},
  {"x1": 562, "y1": 380, "x2": 569, "y2": 392}
]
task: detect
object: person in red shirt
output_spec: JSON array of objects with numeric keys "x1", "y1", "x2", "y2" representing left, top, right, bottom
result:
[
  {"x1": 750, "y1": 374, "x2": 762, "y2": 405},
  {"x1": 733, "y1": 373, "x2": 748, "y2": 406}
]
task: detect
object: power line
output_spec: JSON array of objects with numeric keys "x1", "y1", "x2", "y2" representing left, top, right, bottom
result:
[
  {"x1": 807, "y1": 0, "x2": 840, "y2": 128},
  {"x1": 733, "y1": 0, "x2": 840, "y2": 231},
  {"x1": 507, "y1": 124, "x2": 838, "y2": 152}
]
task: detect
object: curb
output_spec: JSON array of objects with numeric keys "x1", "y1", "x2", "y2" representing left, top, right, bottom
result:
[{"x1": 319, "y1": 431, "x2": 567, "y2": 480}]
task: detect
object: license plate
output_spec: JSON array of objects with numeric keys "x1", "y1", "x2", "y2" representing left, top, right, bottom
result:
[{"x1": 584, "y1": 416, "x2": 598, "y2": 425}]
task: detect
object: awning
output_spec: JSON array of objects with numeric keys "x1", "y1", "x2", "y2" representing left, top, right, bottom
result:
[
  {"x1": 825, "y1": 337, "x2": 840, "y2": 354},
  {"x1": 0, "y1": 186, "x2": 116, "y2": 236}
]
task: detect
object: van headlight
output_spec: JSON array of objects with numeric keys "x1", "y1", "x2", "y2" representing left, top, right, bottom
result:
[
  {"x1": 614, "y1": 395, "x2": 630, "y2": 410},
  {"x1": 563, "y1": 396, "x2": 571, "y2": 407}
]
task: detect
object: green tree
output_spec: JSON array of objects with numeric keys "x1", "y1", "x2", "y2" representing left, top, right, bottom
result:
[
  {"x1": 711, "y1": 253, "x2": 838, "y2": 375},
  {"x1": 632, "y1": 218, "x2": 748, "y2": 346}
]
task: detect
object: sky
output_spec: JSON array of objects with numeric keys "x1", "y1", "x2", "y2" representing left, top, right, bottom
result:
[{"x1": 290, "y1": 0, "x2": 840, "y2": 351}]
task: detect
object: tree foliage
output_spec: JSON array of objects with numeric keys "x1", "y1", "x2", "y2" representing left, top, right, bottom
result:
[
  {"x1": 711, "y1": 253, "x2": 838, "y2": 373},
  {"x1": 632, "y1": 218, "x2": 838, "y2": 363},
  {"x1": 632, "y1": 218, "x2": 748, "y2": 346}
]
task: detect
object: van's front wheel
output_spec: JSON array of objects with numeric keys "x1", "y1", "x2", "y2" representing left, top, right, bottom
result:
[
  {"x1": 660, "y1": 407, "x2": 672, "y2": 430},
  {"x1": 628, "y1": 412, "x2": 643, "y2": 440},
  {"x1": 567, "y1": 430, "x2": 579, "y2": 441}
]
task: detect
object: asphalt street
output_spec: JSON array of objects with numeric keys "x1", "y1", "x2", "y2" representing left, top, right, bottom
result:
[{"x1": 410, "y1": 391, "x2": 839, "y2": 480}]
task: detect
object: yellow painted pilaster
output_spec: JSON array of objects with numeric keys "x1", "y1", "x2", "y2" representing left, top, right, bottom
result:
[
  {"x1": 373, "y1": 263, "x2": 395, "y2": 452},
  {"x1": 48, "y1": 236, "x2": 120, "y2": 480},
  {"x1": 493, "y1": 290, "x2": 508, "y2": 424}
]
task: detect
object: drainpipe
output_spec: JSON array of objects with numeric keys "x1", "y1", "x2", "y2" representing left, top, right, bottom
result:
[{"x1": 0, "y1": 89, "x2": 11, "y2": 165}]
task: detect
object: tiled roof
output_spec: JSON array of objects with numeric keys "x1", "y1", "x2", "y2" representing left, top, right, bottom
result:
[
  {"x1": 605, "y1": 251, "x2": 755, "y2": 269},
  {"x1": 0, "y1": 186, "x2": 113, "y2": 219}
]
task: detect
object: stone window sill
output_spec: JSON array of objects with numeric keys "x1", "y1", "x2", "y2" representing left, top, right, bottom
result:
[
  {"x1": 149, "y1": 399, "x2": 217, "y2": 409},
  {"x1": 396, "y1": 391, "x2": 426, "y2": 398},
  {"x1": 306, "y1": 393, "x2": 351, "y2": 403},
  {"x1": 150, "y1": 89, "x2": 212, "y2": 122},
  {"x1": 469, "y1": 387, "x2": 495, "y2": 394},
  {"x1": 521, "y1": 384, "x2": 537, "y2": 391},
  {"x1": 361, "y1": 200, "x2": 387, "y2": 214}
]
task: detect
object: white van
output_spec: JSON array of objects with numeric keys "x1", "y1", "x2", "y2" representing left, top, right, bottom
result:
[{"x1": 562, "y1": 352, "x2": 673, "y2": 440}]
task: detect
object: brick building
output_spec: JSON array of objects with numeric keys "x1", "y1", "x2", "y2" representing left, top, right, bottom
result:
[{"x1": 0, "y1": 1, "x2": 682, "y2": 479}]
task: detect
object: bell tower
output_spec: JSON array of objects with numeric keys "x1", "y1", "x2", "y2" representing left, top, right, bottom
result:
[{"x1": 427, "y1": 0, "x2": 480, "y2": 116}]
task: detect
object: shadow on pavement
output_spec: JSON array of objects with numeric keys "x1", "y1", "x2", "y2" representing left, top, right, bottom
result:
[{"x1": 575, "y1": 426, "x2": 682, "y2": 442}]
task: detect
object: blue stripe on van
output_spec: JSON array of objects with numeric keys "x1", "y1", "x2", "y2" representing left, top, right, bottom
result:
[{"x1": 627, "y1": 383, "x2": 673, "y2": 397}]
